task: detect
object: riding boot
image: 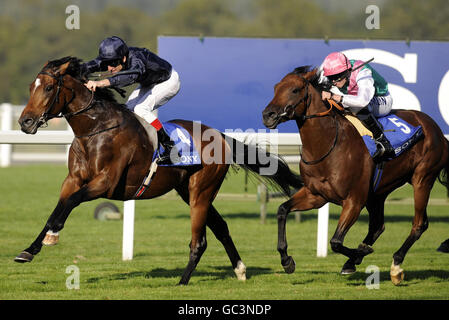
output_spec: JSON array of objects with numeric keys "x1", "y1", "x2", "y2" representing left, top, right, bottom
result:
[
  {"x1": 356, "y1": 109, "x2": 395, "y2": 162},
  {"x1": 157, "y1": 127, "x2": 180, "y2": 164}
]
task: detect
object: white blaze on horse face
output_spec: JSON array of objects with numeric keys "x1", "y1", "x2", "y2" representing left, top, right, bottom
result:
[{"x1": 33, "y1": 78, "x2": 41, "y2": 95}]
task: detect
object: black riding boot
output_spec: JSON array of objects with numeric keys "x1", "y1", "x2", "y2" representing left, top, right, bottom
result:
[
  {"x1": 356, "y1": 109, "x2": 395, "y2": 162},
  {"x1": 157, "y1": 128, "x2": 179, "y2": 164}
]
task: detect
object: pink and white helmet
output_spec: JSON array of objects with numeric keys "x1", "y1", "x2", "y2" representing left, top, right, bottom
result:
[{"x1": 322, "y1": 52, "x2": 351, "y2": 77}]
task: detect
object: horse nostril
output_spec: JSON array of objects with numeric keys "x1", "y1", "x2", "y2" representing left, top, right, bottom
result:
[
  {"x1": 263, "y1": 111, "x2": 276, "y2": 120},
  {"x1": 20, "y1": 118, "x2": 34, "y2": 128}
]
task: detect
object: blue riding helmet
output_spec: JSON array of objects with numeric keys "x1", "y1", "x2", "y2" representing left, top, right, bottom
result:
[{"x1": 97, "y1": 36, "x2": 129, "y2": 62}]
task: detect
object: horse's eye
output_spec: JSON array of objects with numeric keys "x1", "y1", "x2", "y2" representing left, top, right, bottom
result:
[
  {"x1": 45, "y1": 85, "x2": 53, "y2": 92},
  {"x1": 292, "y1": 88, "x2": 300, "y2": 94}
]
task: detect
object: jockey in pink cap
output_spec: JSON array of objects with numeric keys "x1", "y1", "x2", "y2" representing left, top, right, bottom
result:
[{"x1": 317, "y1": 51, "x2": 395, "y2": 162}]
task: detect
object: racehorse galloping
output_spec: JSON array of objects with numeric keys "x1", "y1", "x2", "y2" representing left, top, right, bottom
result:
[
  {"x1": 262, "y1": 66, "x2": 449, "y2": 285},
  {"x1": 14, "y1": 57, "x2": 303, "y2": 285}
]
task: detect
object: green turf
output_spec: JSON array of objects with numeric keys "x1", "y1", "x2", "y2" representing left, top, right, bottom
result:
[{"x1": 0, "y1": 165, "x2": 449, "y2": 300}]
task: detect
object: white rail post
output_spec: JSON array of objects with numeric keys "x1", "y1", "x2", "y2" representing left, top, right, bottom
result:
[
  {"x1": 1, "y1": 103, "x2": 12, "y2": 167},
  {"x1": 122, "y1": 200, "x2": 135, "y2": 260},
  {"x1": 317, "y1": 203, "x2": 329, "y2": 257}
]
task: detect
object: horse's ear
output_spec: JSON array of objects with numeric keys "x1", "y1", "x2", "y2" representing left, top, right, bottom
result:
[
  {"x1": 304, "y1": 68, "x2": 318, "y2": 80},
  {"x1": 57, "y1": 61, "x2": 72, "y2": 75}
]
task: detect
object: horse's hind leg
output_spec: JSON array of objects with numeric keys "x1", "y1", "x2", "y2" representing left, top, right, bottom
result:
[
  {"x1": 390, "y1": 182, "x2": 431, "y2": 285},
  {"x1": 341, "y1": 195, "x2": 386, "y2": 274},
  {"x1": 207, "y1": 205, "x2": 246, "y2": 280},
  {"x1": 277, "y1": 187, "x2": 327, "y2": 273},
  {"x1": 176, "y1": 185, "x2": 245, "y2": 281},
  {"x1": 179, "y1": 203, "x2": 208, "y2": 286}
]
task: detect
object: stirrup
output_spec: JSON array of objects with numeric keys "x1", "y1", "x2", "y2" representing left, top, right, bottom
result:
[
  {"x1": 374, "y1": 141, "x2": 386, "y2": 155},
  {"x1": 157, "y1": 145, "x2": 180, "y2": 164},
  {"x1": 373, "y1": 142, "x2": 394, "y2": 163}
]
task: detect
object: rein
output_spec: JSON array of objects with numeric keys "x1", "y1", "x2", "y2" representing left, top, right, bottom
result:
[
  {"x1": 288, "y1": 77, "x2": 344, "y2": 165},
  {"x1": 37, "y1": 71, "x2": 95, "y2": 123},
  {"x1": 300, "y1": 112, "x2": 339, "y2": 165}
]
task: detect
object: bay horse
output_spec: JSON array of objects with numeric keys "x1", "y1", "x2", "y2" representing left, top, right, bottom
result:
[
  {"x1": 14, "y1": 57, "x2": 303, "y2": 285},
  {"x1": 262, "y1": 66, "x2": 449, "y2": 285}
]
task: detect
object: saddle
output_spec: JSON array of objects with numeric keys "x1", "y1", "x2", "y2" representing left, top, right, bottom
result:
[
  {"x1": 345, "y1": 114, "x2": 423, "y2": 160},
  {"x1": 346, "y1": 113, "x2": 423, "y2": 191},
  {"x1": 132, "y1": 117, "x2": 201, "y2": 198}
]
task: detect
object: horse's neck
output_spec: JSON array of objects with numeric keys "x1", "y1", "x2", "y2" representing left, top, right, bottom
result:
[
  {"x1": 297, "y1": 91, "x2": 338, "y2": 159},
  {"x1": 64, "y1": 81, "x2": 117, "y2": 137}
]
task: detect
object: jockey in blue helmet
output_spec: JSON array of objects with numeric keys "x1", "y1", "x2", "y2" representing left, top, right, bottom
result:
[{"x1": 82, "y1": 36, "x2": 181, "y2": 164}]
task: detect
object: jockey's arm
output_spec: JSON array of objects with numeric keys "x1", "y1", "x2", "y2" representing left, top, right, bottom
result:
[
  {"x1": 85, "y1": 79, "x2": 110, "y2": 91},
  {"x1": 341, "y1": 68, "x2": 375, "y2": 112}
]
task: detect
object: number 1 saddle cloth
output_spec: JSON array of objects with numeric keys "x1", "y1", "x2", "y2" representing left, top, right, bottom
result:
[{"x1": 152, "y1": 122, "x2": 202, "y2": 167}]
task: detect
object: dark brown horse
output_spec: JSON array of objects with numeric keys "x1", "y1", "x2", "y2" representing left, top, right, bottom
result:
[
  {"x1": 262, "y1": 66, "x2": 449, "y2": 285},
  {"x1": 14, "y1": 57, "x2": 303, "y2": 285}
]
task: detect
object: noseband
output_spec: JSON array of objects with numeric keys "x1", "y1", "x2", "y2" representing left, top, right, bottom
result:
[{"x1": 37, "y1": 71, "x2": 94, "y2": 127}]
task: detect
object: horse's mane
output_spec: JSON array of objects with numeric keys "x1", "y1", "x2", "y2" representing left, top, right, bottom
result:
[
  {"x1": 290, "y1": 65, "x2": 331, "y2": 92},
  {"x1": 42, "y1": 56, "x2": 120, "y2": 103}
]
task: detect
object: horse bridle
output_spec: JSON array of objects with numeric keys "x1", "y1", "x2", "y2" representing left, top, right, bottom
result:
[
  {"x1": 279, "y1": 76, "x2": 311, "y2": 120},
  {"x1": 37, "y1": 71, "x2": 94, "y2": 127},
  {"x1": 281, "y1": 76, "x2": 341, "y2": 165}
]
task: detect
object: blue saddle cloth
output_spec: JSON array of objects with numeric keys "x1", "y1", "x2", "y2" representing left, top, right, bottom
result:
[
  {"x1": 361, "y1": 114, "x2": 423, "y2": 160},
  {"x1": 152, "y1": 122, "x2": 201, "y2": 166}
]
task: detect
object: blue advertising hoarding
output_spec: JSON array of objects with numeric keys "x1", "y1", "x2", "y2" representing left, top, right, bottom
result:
[{"x1": 158, "y1": 36, "x2": 449, "y2": 134}]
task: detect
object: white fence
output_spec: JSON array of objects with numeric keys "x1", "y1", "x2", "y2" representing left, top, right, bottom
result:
[{"x1": 0, "y1": 103, "x2": 329, "y2": 259}]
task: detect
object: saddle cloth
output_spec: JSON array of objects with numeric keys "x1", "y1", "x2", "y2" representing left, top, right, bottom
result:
[
  {"x1": 152, "y1": 122, "x2": 201, "y2": 166},
  {"x1": 346, "y1": 114, "x2": 423, "y2": 160}
]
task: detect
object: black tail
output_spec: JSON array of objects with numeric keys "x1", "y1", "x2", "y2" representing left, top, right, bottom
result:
[
  {"x1": 223, "y1": 134, "x2": 303, "y2": 197},
  {"x1": 438, "y1": 139, "x2": 449, "y2": 195}
]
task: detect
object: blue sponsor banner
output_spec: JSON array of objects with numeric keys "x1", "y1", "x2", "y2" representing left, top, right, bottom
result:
[{"x1": 158, "y1": 37, "x2": 449, "y2": 134}]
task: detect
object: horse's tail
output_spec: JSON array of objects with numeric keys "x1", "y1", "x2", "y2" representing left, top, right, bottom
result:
[
  {"x1": 438, "y1": 138, "x2": 449, "y2": 193},
  {"x1": 223, "y1": 134, "x2": 303, "y2": 197}
]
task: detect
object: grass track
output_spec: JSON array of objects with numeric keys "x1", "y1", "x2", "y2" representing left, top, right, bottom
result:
[{"x1": 1, "y1": 165, "x2": 449, "y2": 300}]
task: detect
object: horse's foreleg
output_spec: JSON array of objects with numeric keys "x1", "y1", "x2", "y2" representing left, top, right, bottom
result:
[
  {"x1": 49, "y1": 172, "x2": 113, "y2": 236},
  {"x1": 277, "y1": 187, "x2": 327, "y2": 273},
  {"x1": 329, "y1": 199, "x2": 364, "y2": 274},
  {"x1": 363, "y1": 196, "x2": 386, "y2": 246},
  {"x1": 341, "y1": 196, "x2": 386, "y2": 273},
  {"x1": 14, "y1": 175, "x2": 82, "y2": 262}
]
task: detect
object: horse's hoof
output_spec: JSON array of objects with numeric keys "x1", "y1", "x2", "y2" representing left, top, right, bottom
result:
[
  {"x1": 391, "y1": 270, "x2": 404, "y2": 285},
  {"x1": 14, "y1": 251, "x2": 34, "y2": 263},
  {"x1": 341, "y1": 260, "x2": 356, "y2": 275},
  {"x1": 390, "y1": 262, "x2": 404, "y2": 286},
  {"x1": 42, "y1": 232, "x2": 59, "y2": 246},
  {"x1": 282, "y1": 256, "x2": 296, "y2": 274},
  {"x1": 234, "y1": 260, "x2": 247, "y2": 281}
]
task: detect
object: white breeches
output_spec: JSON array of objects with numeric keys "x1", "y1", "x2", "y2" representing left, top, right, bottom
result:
[
  {"x1": 126, "y1": 69, "x2": 180, "y2": 123},
  {"x1": 367, "y1": 92, "x2": 393, "y2": 117}
]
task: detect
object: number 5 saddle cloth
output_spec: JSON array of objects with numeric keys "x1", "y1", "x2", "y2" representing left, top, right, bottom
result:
[{"x1": 346, "y1": 113, "x2": 423, "y2": 161}]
